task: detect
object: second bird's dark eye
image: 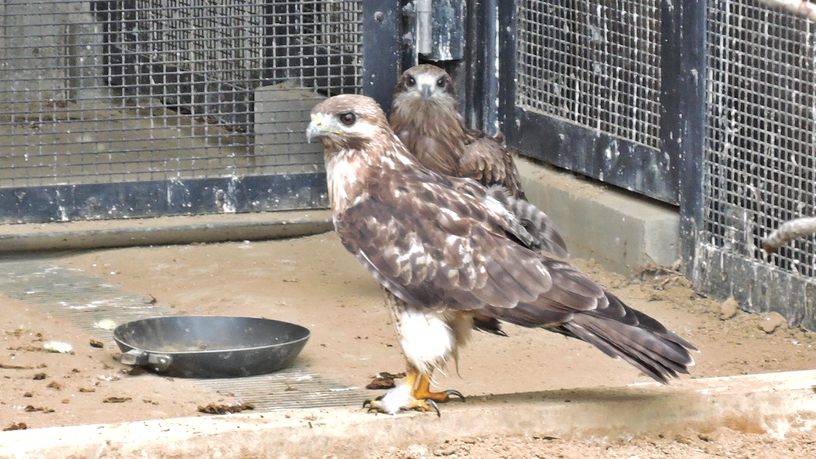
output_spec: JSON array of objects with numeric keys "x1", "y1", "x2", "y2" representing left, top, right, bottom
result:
[
  {"x1": 406, "y1": 76, "x2": 416, "y2": 87},
  {"x1": 339, "y1": 112, "x2": 356, "y2": 126},
  {"x1": 436, "y1": 77, "x2": 446, "y2": 87}
]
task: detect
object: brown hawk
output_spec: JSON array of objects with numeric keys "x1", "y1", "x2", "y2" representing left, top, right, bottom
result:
[
  {"x1": 390, "y1": 64, "x2": 567, "y2": 258},
  {"x1": 390, "y1": 64, "x2": 525, "y2": 199},
  {"x1": 307, "y1": 94, "x2": 696, "y2": 416}
]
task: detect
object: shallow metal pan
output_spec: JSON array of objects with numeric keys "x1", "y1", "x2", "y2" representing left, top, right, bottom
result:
[{"x1": 113, "y1": 315, "x2": 310, "y2": 378}]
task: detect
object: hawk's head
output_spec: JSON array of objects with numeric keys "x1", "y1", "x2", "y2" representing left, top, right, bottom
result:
[
  {"x1": 392, "y1": 64, "x2": 456, "y2": 110},
  {"x1": 307, "y1": 94, "x2": 391, "y2": 153},
  {"x1": 307, "y1": 94, "x2": 422, "y2": 216}
]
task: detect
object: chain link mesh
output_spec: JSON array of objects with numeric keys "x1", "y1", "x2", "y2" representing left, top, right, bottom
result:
[
  {"x1": 0, "y1": 0, "x2": 362, "y2": 187},
  {"x1": 516, "y1": 0, "x2": 662, "y2": 149}
]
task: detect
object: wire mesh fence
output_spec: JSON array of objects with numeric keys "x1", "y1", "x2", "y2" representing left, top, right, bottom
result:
[
  {"x1": 510, "y1": 0, "x2": 816, "y2": 326},
  {"x1": 0, "y1": 0, "x2": 363, "y2": 189},
  {"x1": 704, "y1": 0, "x2": 815, "y2": 279},
  {"x1": 687, "y1": 0, "x2": 816, "y2": 327},
  {"x1": 515, "y1": 0, "x2": 662, "y2": 150}
]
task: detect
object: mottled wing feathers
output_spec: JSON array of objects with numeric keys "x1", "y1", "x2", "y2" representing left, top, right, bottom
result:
[
  {"x1": 334, "y1": 164, "x2": 694, "y2": 384},
  {"x1": 334, "y1": 164, "x2": 617, "y2": 327},
  {"x1": 480, "y1": 259, "x2": 604, "y2": 326},
  {"x1": 461, "y1": 130, "x2": 526, "y2": 200},
  {"x1": 335, "y1": 169, "x2": 556, "y2": 313},
  {"x1": 486, "y1": 186, "x2": 569, "y2": 257}
]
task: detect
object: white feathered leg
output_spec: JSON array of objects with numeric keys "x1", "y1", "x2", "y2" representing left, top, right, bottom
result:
[{"x1": 364, "y1": 292, "x2": 467, "y2": 415}]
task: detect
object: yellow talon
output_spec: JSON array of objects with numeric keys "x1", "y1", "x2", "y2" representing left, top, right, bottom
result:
[{"x1": 363, "y1": 371, "x2": 465, "y2": 416}]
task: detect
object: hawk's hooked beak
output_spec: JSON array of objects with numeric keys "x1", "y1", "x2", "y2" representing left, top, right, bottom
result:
[
  {"x1": 306, "y1": 113, "x2": 330, "y2": 143},
  {"x1": 420, "y1": 84, "x2": 432, "y2": 99}
]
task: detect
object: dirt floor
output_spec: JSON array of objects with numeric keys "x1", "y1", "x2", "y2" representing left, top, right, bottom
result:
[
  {"x1": 369, "y1": 428, "x2": 816, "y2": 458},
  {"x1": 1, "y1": 231, "x2": 815, "y2": 457}
]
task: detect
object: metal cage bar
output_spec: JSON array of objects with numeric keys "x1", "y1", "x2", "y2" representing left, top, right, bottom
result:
[{"x1": 503, "y1": 0, "x2": 816, "y2": 328}]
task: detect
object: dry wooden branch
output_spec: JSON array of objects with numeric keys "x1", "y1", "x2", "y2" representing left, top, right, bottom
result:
[{"x1": 762, "y1": 216, "x2": 816, "y2": 252}]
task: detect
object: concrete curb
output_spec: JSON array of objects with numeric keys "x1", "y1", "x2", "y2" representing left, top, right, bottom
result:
[
  {"x1": 0, "y1": 210, "x2": 334, "y2": 253},
  {"x1": 516, "y1": 157, "x2": 680, "y2": 275},
  {"x1": 2, "y1": 370, "x2": 815, "y2": 458}
]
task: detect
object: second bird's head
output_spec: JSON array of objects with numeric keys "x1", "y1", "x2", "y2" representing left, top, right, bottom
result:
[{"x1": 393, "y1": 64, "x2": 456, "y2": 104}]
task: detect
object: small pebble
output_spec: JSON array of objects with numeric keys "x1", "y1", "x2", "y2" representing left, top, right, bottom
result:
[{"x1": 434, "y1": 445, "x2": 459, "y2": 456}]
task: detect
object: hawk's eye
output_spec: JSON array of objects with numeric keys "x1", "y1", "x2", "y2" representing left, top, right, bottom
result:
[
  {"x1": 436, "y1": 77, "x2": 446, "y2": 88},
  {"x1": 338, "y1": 112, "x2": 356, "y2": 126},
  {"x1": 406, "y1": 76, "x2": 416, "y2": 87}
]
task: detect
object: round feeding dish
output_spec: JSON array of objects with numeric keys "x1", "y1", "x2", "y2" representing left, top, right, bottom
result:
[{"x1": 113, "y1": 315, "x2": 310, "y2": 378}]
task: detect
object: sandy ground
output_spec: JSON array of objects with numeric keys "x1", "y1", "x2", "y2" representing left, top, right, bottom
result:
[
  {"x1": 370, "y1": 428, "x2": 816, "y2": 458},
  {"x1": 0, "y1": 296, "x2": 213, "y2": 428},
  {"x1": 1, "y1": 232, "x2": 815, "y2": 456}
]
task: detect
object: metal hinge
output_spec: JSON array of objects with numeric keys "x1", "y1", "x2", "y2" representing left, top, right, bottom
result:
[{"x1": 402, "y1": 0, "x2": 464, "y2": 63}]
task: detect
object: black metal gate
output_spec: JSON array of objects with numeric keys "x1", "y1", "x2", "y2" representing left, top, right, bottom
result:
[
  {"x1": 497, "y1": 0, "x2": 816, "y2": 330},
  {"x1": 0, "y1": 0, "x2": 400, "y2": 223},
  {"x1": 691, "y1": 0, "x2": 816, "y2": 330},
  {"x1": 497, "y1": 0, "x2": 681, "y2": 205}
]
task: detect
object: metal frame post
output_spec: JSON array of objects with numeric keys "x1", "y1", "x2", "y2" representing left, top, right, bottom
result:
[
  {"x1": 362, "y1": 0, "x2": 402, "y2": 116},
  {"x1": 660, "y1": 0, "x2": 707, "y2": 279}
]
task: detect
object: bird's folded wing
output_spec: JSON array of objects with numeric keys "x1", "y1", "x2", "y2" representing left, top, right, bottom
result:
[
  {"x1": 461, "y1": 131, "x2": 525, "y2": 199},
  {"x1": 334, "y1": 174, "x2": 607, "y2": 325}
]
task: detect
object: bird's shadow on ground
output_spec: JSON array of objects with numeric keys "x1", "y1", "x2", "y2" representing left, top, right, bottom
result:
[{"x1": 456, "y1": 384, "x2": 679, "y2": 407}]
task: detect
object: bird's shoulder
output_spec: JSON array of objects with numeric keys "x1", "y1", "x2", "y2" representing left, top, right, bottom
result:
[
  {"x1": 460, "y1": 129, "x2": 525, "y2": 198},
  {"x1": 339, "y1": 167, "x2": 505, "y2": 238}
]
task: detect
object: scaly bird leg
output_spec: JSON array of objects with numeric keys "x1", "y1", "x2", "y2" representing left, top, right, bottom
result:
[
  {"x1": 411, "y1": 373, "x2": 465, "y2": 404},
  {"x1": 363, "y1": 370, "x2": 465, "y2": 417}
]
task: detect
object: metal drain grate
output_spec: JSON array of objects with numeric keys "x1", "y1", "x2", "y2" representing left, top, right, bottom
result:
[
  {"x1": 196, "y1": 369, "x2": 366, "y2": 411},
  {"x1": 0, "y1": 257, "x2": 365, "y2": 410},
  {"x1": 0, "y1": 258, "x2": 162, "y2": 340}
]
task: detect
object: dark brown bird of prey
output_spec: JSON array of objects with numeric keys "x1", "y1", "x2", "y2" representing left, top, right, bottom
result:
[
  {"x1": 307, "y1": 94, "x2": 696, "y2": 416},
  {"x1": 390, "y1": 64, "x2": 526, "y2": 199},
  {"x1": 391, "y1": 64, "x2": 569, "y2": 258}
]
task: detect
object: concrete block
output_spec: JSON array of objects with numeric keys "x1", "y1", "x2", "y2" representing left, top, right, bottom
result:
[
  {"x1": 254, "y1": 86, "x2": 326, "y2": 174},
  {"x1": 0, "y1": 0, "x2": 94, "y2": 100},
  {"x1": 516, "y1": 157, "x2": 680, "y2": 275}
]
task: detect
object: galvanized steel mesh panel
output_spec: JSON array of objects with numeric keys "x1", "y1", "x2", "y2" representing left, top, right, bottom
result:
[
  {"x1": 704, "y1": 0, "x2": 816, "y2": 278},
  {"x1": 515, "y1": 0, "x2": 662, "y2": 149},
  {"x1": 0, "y1": 0, "x2": 362, "y2": 188}
]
